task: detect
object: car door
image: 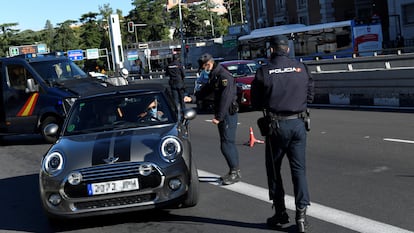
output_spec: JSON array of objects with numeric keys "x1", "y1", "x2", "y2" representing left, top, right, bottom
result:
[{"x1": 3, "y1": 62, "x2": 39, "y2": 133}]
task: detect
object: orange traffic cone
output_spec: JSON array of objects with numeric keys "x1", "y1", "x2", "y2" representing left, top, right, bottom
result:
[{"x1": 245, "y1": 127, "x2": 264, "y2": 147}]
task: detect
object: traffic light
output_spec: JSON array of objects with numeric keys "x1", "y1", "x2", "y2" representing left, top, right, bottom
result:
[{"x1": 128, "y1": 21, "x2": 134, "y2": 33}]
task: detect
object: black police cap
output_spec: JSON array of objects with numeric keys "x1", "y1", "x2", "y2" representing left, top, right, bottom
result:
[
  {"x1": 270, "y1": 35, "x2": 289, "y2": 47},
  {"x1": 198, "y1": 53, "x2": 213, "y2": 67}
]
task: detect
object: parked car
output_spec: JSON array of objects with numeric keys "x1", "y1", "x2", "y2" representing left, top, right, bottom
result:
[
  {"x1": 39, "y1": 84, "x2": 199, "y2": 220},
  {"x1": 193, "y1": 59, "x2": 260, "y2": 111}
]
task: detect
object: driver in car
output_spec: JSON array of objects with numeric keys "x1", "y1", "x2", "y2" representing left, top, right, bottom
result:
[{"x1": 138, "y1": 99, "x2": 165, "y2": 121}]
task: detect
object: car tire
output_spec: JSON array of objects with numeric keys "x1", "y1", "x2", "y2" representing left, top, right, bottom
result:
[
  {"x1": 182, "y1": 158, "x2": 199, "y2": 207},
  {"x1": 40, "y1": 116, "x2": 61, "y2": 144}
]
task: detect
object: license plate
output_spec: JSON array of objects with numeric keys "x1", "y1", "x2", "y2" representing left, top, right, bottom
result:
[{"x1": 87, "y1": 178, "x2": 139, "y2": 196}]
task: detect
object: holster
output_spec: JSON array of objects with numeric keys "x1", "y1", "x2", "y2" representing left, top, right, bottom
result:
[
  {"x1": 229, "y1": 101, "x2": 239, "y2": 115},
  {"x1": 257, "y1": 115, "x2": 272, "y2": 136}
]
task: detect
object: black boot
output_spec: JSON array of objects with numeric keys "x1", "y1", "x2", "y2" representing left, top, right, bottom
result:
[
  {"x1": 266, "y1": 203, "x2": 290, "y2": 228},
  {"x1": 266, "y1": 210, "x2": 290, "y2": 228},
  {"x1": 296, "y1": 207, "x2": 308, "y2": 233},
  {"x1": 221, "y1": 169, "x2": 241, "y2": 185}
]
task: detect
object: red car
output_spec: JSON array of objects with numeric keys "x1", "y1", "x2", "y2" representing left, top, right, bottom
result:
[{"x1": 220, "y1": 60, "x2": 260, "y2": 110}]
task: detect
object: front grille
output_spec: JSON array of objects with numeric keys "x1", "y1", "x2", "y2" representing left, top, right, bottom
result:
[
  {"x1": 74, "y1": 194, "x2": 155, "y2": 210},
  {"x1": 64, "y1": 162, "x2": 163, "y2": 198}
]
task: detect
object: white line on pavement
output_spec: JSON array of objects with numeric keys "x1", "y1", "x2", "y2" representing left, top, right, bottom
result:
[
  {"x1": 198, "y1": 169, "x2": 413, "y2": 233},
  {"x1": 383, "y1": 138, "x2": 414, "y2": 144}
]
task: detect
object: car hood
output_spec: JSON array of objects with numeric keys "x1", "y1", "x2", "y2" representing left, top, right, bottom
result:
[
  {"x1": 54, "y1": 78, "x2": 108, "y2": 96},
  {"x1": 235, "y1": 76, "x2": 254, "y2": 84},
  {"x1": 51, "y1": 124, "x2": 180, "y2": 170}
]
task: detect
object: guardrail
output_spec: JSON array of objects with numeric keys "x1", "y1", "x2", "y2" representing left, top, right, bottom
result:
[
  {"x1": 304, "y1": 52, "x2": 414, "y2": 109},
  {"x1": 127, "y1": 53, "x2": 414, "y2": 110}
]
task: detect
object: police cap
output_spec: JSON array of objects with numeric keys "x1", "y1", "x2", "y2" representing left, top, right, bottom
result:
[
  {"x1": 198, "y1": 53, "x2": 213, "y2": 67},
  {"x1": 270, "y1": 35, "x2": 289, "y2": 47}
]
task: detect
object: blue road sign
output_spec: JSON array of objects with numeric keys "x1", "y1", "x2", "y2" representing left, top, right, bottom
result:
[{"x1": 67, "y1": 50, "x2": 84, "y2": 61}]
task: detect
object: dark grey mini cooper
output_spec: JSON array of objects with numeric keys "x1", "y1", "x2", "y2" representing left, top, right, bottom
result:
[{"x1": 39, "y1": 84, "x2": 199, "y2": 219}]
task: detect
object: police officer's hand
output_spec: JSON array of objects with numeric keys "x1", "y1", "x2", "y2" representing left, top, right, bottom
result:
[
  {"x1": 184, "y1": 96, "x2": 192, "y2": 103},
  {"x1": 212, "y1": 118, "x2": 220, "y2": 125}
]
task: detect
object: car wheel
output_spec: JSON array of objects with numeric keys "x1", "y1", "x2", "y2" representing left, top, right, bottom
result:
[
  {"x1": 41, "y1": 116, "x2": 60, "y2": 144},
  {"x1": 182, "y1": 158, "x2": 199, "y2": 207}
]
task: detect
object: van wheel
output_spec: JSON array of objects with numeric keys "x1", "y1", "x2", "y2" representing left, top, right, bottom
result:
[{"x1": 41, "y1": 116, "x2": 60, "y2": 144}]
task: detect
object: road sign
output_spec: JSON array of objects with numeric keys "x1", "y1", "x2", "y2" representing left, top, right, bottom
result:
[
  {"x1": 127, "y1": 50, "x2": 139, "y2": 61},
  {"x1": 86, "y1": 48, "x2": 99, "y2": 59},
  {"x1": 8, "y1": 44, "x2": 48, "y2": 56},
  {"x1": 67, "y1": 50, "x2": 84, "y2": 61}
]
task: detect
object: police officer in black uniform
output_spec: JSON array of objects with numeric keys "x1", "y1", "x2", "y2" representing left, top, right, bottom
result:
[
  {"x1": 166, "y1": 54, "x2": 186, "y2": 109},
  {"x1": 184, "y1": 53, "x2": 241, "y2": 185},
  {"x1": 251, "y1": 35, "x2": 314, "y2": 232}
]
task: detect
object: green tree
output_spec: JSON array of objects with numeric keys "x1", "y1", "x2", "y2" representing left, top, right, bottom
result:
[
  {"x1": 0, "y1": 23, "x2": 19, "y2": 56},
  {"x1": 128, "y1": 0, "x2": 171, "y2": 42},
  {"x1": 52, "y1": 20, "x2": 79, "y2": 52}
]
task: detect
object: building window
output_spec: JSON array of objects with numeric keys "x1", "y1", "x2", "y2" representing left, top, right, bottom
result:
[
  {"x1": 298, "y1": 0, "x2": 307, "y2": 9},
  {"x1": 277, "y1": 0, "x2": 286, "y2": 8},
  {"x1": 299, "y1": 16, "x2": 308, "y2": 25},
  {"x1": 402, "y1": 4, "x2": 414, "y2": 25}
]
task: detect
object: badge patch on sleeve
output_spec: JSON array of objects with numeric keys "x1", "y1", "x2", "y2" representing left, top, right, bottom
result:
[{"x1": 222, "y1": 79, "x2": 228, "y2": 86}]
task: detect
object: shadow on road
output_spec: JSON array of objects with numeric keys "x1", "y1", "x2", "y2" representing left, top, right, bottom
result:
[
  {"x1": 0, "y1": 174, "x2": 53, "y2": 233},
  {"x1": 0, "y1": 134, "x2": 49, "y2": 146},
  {"x1": 0, "y1": 174, "x2": 297, "y2": 233}
]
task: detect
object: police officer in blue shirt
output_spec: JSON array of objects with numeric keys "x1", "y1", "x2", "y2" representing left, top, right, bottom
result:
[
  {"x1": 251, "y1": 35, "x2": 314, "y2": 232},
  {"x1": 184, "y1": 53, "x2": 241, "y2": 185},
  {"x1": 166, "y1": 54, "x2": 186, "y2": 109}
]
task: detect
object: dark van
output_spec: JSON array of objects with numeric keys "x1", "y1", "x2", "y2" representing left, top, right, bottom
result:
[{"x1": 0, "y1": 52, "x2": 108, "y2": 143}]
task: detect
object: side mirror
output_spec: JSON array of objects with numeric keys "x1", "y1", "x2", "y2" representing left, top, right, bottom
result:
[
  {"x1": 43, "y1": 123, "x2": 59, "y2": 137},
  {"x1": 26, "y1": 78, "x2": 39, "y2": 93},
  {"x1": 183, "y1": 108, "x2": 197, "y2": 121}
]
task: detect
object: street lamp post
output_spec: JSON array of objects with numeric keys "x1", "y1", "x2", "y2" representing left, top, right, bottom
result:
[{"x1": 179, "y1": 1, "x2": 185, "y2": 64}]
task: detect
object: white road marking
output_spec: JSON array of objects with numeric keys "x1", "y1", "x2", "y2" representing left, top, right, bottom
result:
[
  {"x1": 383, "y1": 138, "x2": 414, "y2": 144},
  {"x1": 198, "y1": 169, "x2": 413, "y2": 233}
]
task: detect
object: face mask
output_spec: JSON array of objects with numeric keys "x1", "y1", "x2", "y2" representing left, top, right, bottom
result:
[{"x1": 149, "y1": 107, "x2": 157, "y2": 118}]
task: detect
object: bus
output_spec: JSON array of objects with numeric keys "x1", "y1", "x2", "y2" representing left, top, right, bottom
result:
[{"x1": 238, "y1": 19, "x2": 383, "y2": 61}]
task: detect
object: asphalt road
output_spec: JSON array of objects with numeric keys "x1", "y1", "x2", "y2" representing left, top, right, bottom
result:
[{"x1": 0, "y1": 107, "x2": 413, "y2": 233}]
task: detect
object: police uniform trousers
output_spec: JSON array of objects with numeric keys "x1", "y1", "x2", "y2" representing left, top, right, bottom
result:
[
  {"x1": 171, "y1": 88, "x2": 186, "y2": 110},
  {"x1": 217, "y1": 112, "x2": 239, "y2": 170},
  {"x1": 265, "y1": 118, "x2": 310, "y2": 209}
]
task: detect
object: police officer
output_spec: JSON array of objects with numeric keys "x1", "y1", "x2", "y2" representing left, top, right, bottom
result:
[
  {"x1": 251, "y1": 35, "x2": 314, "y2": 232},
  {"x1": 166, "y1": 54, "x2": 186, "y2": 109},
  {"x1": 184, "y1": 53, "x2": 241, "y2": 185}
]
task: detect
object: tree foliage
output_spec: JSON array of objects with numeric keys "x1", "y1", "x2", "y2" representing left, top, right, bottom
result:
[{"x1": 0, "y1": 1, "x2": 231, "y2": 57}]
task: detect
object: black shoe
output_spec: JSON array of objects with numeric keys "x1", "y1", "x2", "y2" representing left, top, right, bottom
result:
[
  {"x1": 221, "y1": 169, "x2": 241, "y2": 185},
  {"x1": 296, "y1": 207, "x2": 309, "y2": 233},
  {"x1": 266, "y1": 211, "x2": 290, "y2": 228}
]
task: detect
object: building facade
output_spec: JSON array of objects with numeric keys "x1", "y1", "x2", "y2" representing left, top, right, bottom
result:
[{"x1": 244, "y1": 0, "x2": 414, "y2": 44}]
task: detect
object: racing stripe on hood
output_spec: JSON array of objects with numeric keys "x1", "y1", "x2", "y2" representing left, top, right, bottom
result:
[
  {"x1": 92, "y1": 131, "x2": 132, "y2": 166},
  {"x1": 113, "y1": 130, "x2": 133, "y2": 163},
  {"x1": 92, "y1": 133, "x2": 112, "y2": 166}
]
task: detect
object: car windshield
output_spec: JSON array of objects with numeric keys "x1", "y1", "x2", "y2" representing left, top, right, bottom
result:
[
  {"x1": 224, "y1": 62, "x2": 259, "y2": 77},
  {"x1": 64, "y1": 93, "x2": 174, "y2": 135},
  {"x1": 30, "y1": 59, "x2": 88, "y2": 84}
]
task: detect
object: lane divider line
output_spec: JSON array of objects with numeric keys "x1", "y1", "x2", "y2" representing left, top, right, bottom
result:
[
  {"x1": 197, "y1": 169, "x2": 413, "y2": 233},
  {"x1": 383, "y1": 138, "x2": 414, "y2": 144}
]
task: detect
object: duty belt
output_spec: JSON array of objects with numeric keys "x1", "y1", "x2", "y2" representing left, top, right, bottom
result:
[{"x1": 267, "y1": 112, "x2": 304, "y2": 121}]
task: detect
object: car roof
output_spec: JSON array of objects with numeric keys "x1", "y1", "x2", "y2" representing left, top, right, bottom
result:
[{"x1": 80, "y1": 83, "x2": 169, "y2": 100}]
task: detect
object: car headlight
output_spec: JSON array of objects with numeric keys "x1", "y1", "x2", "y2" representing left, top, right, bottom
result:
[
  {"x1": 42, "y1": 151, "x2": 64, "y2": 176},
  {"x1": 160, "y1": 136, "x2": 182, "y2": 163},
  {"x1": 236, "y1": 83, "x2": 251, "y2": 90}
]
